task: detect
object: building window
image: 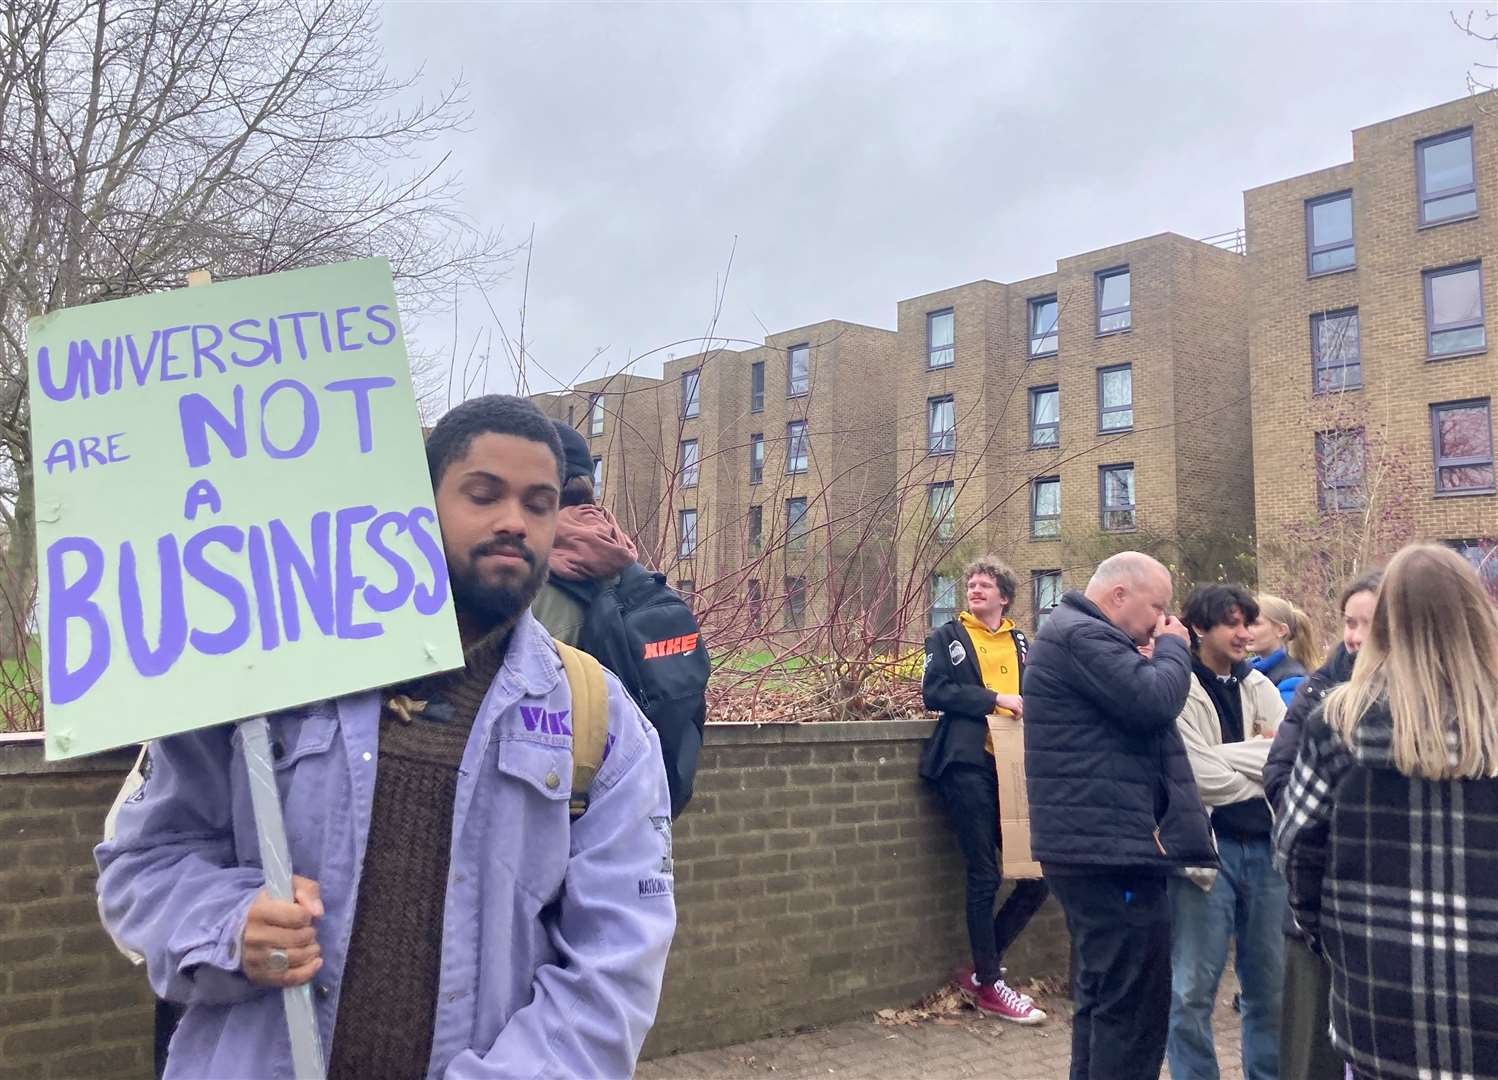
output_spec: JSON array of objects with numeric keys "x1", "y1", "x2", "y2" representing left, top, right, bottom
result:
[
  {"x1": 591, "y1": 456, "x2": 604, "y2": 497},
  {"x1": 1424, "y1": 263, "x2": 1486, "y2": 358},
  {"x1": 1418, "y1": 129, "x2": 1477, "y2": 226},
  {"x1": 1029, "y1": 386, "x2": 1059, "y2": 447},
  {"x1": 1431, "y1": 399, "x2": 1495, "y2": 495},
  {"x1": 928, "y1": 481, "x2": 955, "y2": 541},
  {"x1": 1098, "y1": 364, "x2": 1133, "y2": 432},
  {"x1": 1306, "y1": 191, "x2": 1355, "y2": 275},
  {"x1": 1443, "y1": 539, "x2": 1498, "y2": 603},
  {"x1": 927, "y1": 395, "x2": 955, "y2": 455},
  {"x1": 1033, "y1": 570, "x2": 1062, "y2": 629},
  {"x1": 784, "y1": 576, "x2": 807, "y2": 628},
  {"x1": 1029, "y1": 295, "x2": 1059, "y2": 357},
  {"x1": 747, "y1": 579, "x2": 764, "y2": 626},
  {"x1": 678, "y1": 509, "x2": 698, "y2": 558},
  {"x1": 677, "y1": 580, "x2": 695, "y2": 608},
  {"x1": 1315, "y1": 429, "x2": 1366, "y2": 511},
  {"x1": 750, "y1": 361, "x2": 765, "y2": 413},
  {"x1": 1311, "y1": 309, "x2": 1362, "y2": 393},
  {"x1": 681, "y1": 369, "x2": 700, "y2": 419},
  {"x1": 679, "y1": 439, "x2": 699, "y2": 487},
  {"x1": 567, "y1": 404, "x2": 575, "y2": 427},
  {"x1": 1031, "y1": 476, "x2": 1060, "y2": 538},
  {"x1": 785, "y1": 421, "x2": 808, "y2": 474},
  {"x1": 747, "y1": 505, "x2": 763, "y2": 555},
  {"x1": 927, "y1": 308, "x2": 955, "y2": 368},
  {"x1": 930, "y1": 574, "x2": 958, "y2": 629},
  {"x1": 1100, "y1": 464, "x2": 1136, "y2": 532},
  {"x1": 1096, "y1": 267, "x2": 1131, "y2": 334},
  {"x1": 750, "y1": 433, "x2": 765, "y2": 484},
  {"x1": 786, "y1": 497, "x2": 809, "y2": 552},
  {"x1": 787, "y1": 344, "x2": 810, "y2": 398},
  {"x1": 589, "y1": 395, "x2": 604, "y2": 436}
]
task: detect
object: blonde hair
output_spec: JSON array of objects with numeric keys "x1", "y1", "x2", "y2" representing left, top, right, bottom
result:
[
  {"x1": 1325, "y1": 544, "x2": 1498, "y2": 780},
  {"x1": 1256, "y1": 593, "x2": 1323, "y2": 672}
]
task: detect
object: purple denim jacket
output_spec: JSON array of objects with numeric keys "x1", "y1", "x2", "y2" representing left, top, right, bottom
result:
[{"x1": 96, "y1": 613, "x2": 676, "y2": 1079}]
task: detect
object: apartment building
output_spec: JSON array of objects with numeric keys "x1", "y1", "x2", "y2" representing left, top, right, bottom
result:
[
  {"x1": 1247, "y1": 93, "x2": 1498, "y2": 600},
  {"x1": 657, "y1": 322, "x2": 900, "y2": 634},
  {"x1": 894, "y1": 233, "x2": 1252, "y2": 638}
]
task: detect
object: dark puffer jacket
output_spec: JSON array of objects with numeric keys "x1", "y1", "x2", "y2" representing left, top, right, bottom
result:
[{"x1": 1021, "y1": 591, "x2": 1217, "y2": 871}]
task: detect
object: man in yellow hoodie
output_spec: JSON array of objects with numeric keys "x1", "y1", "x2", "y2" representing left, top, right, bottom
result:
[{"x1": 920, "y1": 557, "x2": 1049, "y2": 1024}]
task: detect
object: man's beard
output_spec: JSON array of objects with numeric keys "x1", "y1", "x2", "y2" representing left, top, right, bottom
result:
[{"x1": 449, "y1": 538, "x2": 549, "y2": 631}]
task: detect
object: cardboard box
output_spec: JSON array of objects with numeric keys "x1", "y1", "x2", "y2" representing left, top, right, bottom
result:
[{"x1": 987, "y1": 714, "x2": 1042, "y2": 879}]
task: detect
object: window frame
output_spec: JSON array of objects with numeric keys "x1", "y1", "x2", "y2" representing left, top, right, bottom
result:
[
  {"x1": 1032, "y1": 570, "x2": 1062, "y2": 630},
  {"x1": 749, "y1": 432, "x2": 765, "y2": 484},
  {"x1": 929, "y1": 573, "x2": 958, "y2": 629},
  {"x1": 589, "y1": 394, "x2": 604, "y2": 437},
  {"x1": 1095, "y1": 266, "x2": 1132, "y2": 334},
  {"x1": 1097, "y1": 364, "x2": 1134, "y2": 433},
  {"x1": 785, "y1": 421, "x2": 808, "y2": 475},
  {"x1": 1442, "y1": 539, "x2": 1498, "y2": 603},
  {"x1": 784, "y1": 575, "x2": 807, "y2": 628},
  {"x1": 1029, "y1": 385, "x2": 1059, "y2": 448},
  {"x1": 927, "y1": 308, "x2": 955, "y2": 369},
  {"x1": 1417, "y1": 128, "x2": 1478, "y2": 227},
  {"x1": 750, "y1": 361, "x2": 765, "y2": 413},
  {"x1": 678, "y1": 508, "x2": 698, "y2": 558},
  {"x1": 1423, "y1": 262, "x2": 1487, "y2": 359},
  {"x1": 681, "y1": 369, "x2": 700, "y2": 419},
  {"x1": 747, "y1": 579, "x2": 764, "y2": 627},
  {"x1": 1099, "y1": 463, "x2": 1137, "y2": 532},
  {"x1": 787, "y1": 343, "x2": 810, "y2": 398},
  {"x1": 679, "y1": 438, "x2": 699, "y2": 487},
  {"x1": 1029, "y1": 294, "x2": 1059, "y2": 357},
  {"x1": 1310, "y1": 308, "x2": 1363, "y2": 393},
  {"x1": 591, "y1": 455, "x2": 604, "y2": 497},
  {"x1": 1305, "y1": 191, "x2": 1356, "y2": 277},
  {"x1": 927, "y1": 481, "x2": 955, "y2": 541},
  {"x1": 1315, "y1": 428, "x2": 1367, "y2": 512},
  {"x1": 1430, "y1": 398, "x2": 1496, "y2": 496},
  {"x1": 927, "y1": 394, "x2": 955, "y2": 456},
  {"x1": 1030, "y1": 475, "x2": 1060, "y2": 538},
  {"x1": 747, "y1": 505, "x2": 763, "y2": 555},
  {"x1": 785, "y1": 496, "x2": 809, "y2": 552}
]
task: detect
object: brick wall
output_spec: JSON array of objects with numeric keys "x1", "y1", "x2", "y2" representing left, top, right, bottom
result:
[
  {"x1": 0, "y1": 724, "x2": 1070, "y2": 1071},
  {"x1": 0, "y1": 741, "x2": 152, "y2": 1080}
]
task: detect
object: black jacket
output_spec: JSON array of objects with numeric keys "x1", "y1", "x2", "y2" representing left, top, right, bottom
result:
[
  {"x1": 1263, "y1": 643, "x2": 1355, "y2": 811},
  {"x1": 918, "y1": 618, "x2": 1029, "y2": 781},
  {"x1": 1021, "y1": 591, "x2": 1217, "y2": 871}
]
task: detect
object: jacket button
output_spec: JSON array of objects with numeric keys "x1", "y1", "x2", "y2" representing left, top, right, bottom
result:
[
  {"x1": 315, "y1": 982, "x2": 331, "y2": 1000},
  {"x1": 545, "y1": 770, "x2": 560, "y2": 790}
]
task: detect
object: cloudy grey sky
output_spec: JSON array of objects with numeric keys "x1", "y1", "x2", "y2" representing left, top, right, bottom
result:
[{"x1": 380, "y1": 1, "x2": 1489, "y2": 397}]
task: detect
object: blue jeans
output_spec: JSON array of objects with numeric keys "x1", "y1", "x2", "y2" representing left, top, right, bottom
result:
[{"x1": 1167, "y1": 834, "x2": 1285, "y2": 1080}]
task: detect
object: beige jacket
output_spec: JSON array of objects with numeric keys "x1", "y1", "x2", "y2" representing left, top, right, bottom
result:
[{"x1": 1176, "y1": 667, "x2": 1286, "y2": 888}]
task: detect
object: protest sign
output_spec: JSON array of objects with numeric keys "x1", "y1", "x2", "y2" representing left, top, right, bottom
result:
[{"x1": 29, "y1": 258, "x2": 463, "y2": 760}]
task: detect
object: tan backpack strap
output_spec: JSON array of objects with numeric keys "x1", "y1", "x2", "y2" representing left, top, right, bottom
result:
[{"x1": 555, "y1": 640, "x2": 609, "y2": 819}]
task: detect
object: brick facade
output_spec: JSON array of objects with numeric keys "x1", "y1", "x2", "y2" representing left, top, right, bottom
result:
[
  {"x1": 1247, "y1": 93, "x2": 1498, "y2": 597},
  {"x1": 0, "y1": 727, "x2": 1069, "y2": 1070}
]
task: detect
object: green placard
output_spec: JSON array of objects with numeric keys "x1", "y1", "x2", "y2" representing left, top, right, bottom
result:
[{"x1": 28, "y1": 258, "x2": 463, "y2": 759}]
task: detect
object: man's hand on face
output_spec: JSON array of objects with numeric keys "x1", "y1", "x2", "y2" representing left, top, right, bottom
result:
[
  {"x1": 241, "y1": 875, "x2": 324, "y2": 988},
  {"x1": 1154, "y1": 614, "x2": 1190, "y2": 645}
]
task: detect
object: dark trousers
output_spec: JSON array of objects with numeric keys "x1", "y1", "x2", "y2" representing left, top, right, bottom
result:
[
  {"x1": 937, "y1": 763, "x2": 1050, "y2": 985},
  {"x1": 1048, "y1": 870, "x2": 1172, "y2": 1080},
  {"x1": 1280, "y1": 935, "x2": 1345, "y2": 1080},
  {"x1": 155, "y1": 998, "x2": 184, "y2": 1079}
]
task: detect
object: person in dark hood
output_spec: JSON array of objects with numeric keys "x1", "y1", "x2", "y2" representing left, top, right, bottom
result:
[{"x1": 1263, "y1": 569, "x2": 1379, "y2": 1080}]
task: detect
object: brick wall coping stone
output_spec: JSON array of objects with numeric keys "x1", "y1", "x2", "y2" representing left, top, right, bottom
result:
[{"x1": 1, "y1": 734, "x2": 137, "y2": 776}]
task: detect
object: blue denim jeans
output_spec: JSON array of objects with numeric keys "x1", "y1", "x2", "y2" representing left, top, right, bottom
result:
[{"x1": 1167, "y1": 834, "x2": 1286, "y2": 1080}]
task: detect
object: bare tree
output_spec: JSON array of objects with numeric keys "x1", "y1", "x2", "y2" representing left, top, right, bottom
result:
[
  {"x1": 0, "y1": 0, "x2": 510, "y2": 681},
  {"x1": 1453, "y1": 8, "x2": 1498, "y2": 94}
]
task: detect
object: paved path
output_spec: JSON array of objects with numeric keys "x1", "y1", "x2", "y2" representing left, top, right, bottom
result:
[{"x1": 640, "y1": 976, "x2": 1246, "y2": 1080}]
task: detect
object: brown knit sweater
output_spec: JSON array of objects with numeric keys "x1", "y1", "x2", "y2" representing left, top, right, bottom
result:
[{"x1": 327, "y1": 619, "x2": 515, "y2": 1079}]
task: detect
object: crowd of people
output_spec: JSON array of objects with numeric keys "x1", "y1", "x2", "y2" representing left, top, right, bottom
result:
[{"x1": 922, "y1": 547, "x2": 1498, "y2": 1080}]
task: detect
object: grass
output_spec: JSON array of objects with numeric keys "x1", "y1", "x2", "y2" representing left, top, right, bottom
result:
[{"x1": 0, "y1": 639, "x2": 41, "y2": 733}]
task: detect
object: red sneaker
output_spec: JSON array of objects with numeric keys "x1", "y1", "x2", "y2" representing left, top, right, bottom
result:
[
  {"x1": 973, "y1": 978, "x2": 1047, "y2": 1024},
  {"x1": 954, "y1": 968, "x2": 1034, "y2": 1007}
]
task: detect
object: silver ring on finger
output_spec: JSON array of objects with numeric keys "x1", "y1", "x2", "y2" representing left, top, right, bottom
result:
[{"x1": 268, "y1": 948, "x2": 290, "y2": 973}]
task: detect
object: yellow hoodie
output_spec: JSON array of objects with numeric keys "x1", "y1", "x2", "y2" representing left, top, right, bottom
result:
[{"x1": 958, "y1": 611, "x2": 1020, "y2": 754}]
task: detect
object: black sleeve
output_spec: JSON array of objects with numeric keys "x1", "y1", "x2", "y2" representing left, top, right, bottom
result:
[
  {"x1": 1065, "y1": 628, "x2": 1194, "y2": 735},
  {"x1": 1265, "y1": 678, "x2": 1320, "y2": 811},
  {"x1": 921, "y1": 630, "x2": 998, "y2": 721}
]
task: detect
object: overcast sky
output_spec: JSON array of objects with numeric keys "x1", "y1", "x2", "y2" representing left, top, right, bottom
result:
[{"x1": 380, "y1": 1, "x2": 1490, "y2": 398}]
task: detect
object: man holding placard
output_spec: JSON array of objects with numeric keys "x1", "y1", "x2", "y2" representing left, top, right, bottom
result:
[{"x1": 34, "y1": 261, "x2": 674, "y2": 1078}]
